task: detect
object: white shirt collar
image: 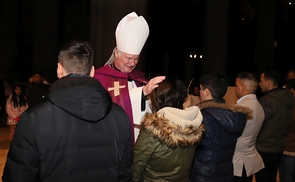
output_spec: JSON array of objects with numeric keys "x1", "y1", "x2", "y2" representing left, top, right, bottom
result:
[{"x1": 236, "y1": 94, "x2": 256, "y2": 103}]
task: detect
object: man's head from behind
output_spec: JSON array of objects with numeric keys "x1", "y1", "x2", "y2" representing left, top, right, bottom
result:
[
  {"x1": 57, "y1": 41, "x2": 94, "y2": 79},
  {"x1": 199, "y1": 72, "x2": 228, "y2": 101},
  {"x1": 31, "y1": 72, "x2": 43, "y2": 83},
  {"x1": 286, "y1": 69, "x2": 295, "y2": 81},
  {"x1": 235, "y1": 71, "x2": 259, "y2": 99}
]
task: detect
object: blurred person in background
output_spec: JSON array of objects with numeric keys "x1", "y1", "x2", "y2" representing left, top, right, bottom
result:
[
  {"x1": 279, "y1": 78, "x2": 295, "y2": 182},
  {"x1": 5, "y1": 84, "x2": 28, "y2": 142},
  {"x1": 25, "y1": 72, "x2": 49, "y2": 107},
  {"x1": 282, "y1": 69, "x2": 295, "y2": 88}
]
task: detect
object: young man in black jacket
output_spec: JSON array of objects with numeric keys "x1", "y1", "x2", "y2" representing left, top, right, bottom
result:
[
  {"x1": 190, "y1": 72, "x2": 251, "y2": 182},
  {"x1": 2, "y1": 41, "x2": 133, "y2": 182}
]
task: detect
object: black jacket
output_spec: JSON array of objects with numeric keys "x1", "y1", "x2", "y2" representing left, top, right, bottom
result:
[
  {"x1": 2, "y1": 75, "x2": 133, "y2": 182},
  {"x1": 25, "y1": 81, "x2": 49, "y2": 107},
  {"x1": 190, "y1": 99, "x2": 252, "y2": 182}
]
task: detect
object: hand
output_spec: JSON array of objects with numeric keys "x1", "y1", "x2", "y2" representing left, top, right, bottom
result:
[{"x1": 143, "y1": 76, "x2": 166, "y2": 96}]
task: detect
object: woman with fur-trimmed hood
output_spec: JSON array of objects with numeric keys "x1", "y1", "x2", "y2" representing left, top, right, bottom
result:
[{"x1": 132, "y1": 77, "x2": 204, "y2": 182}]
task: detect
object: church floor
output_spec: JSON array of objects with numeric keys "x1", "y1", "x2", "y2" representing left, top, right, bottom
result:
[{"x1": 0, "y1": 126, "x2": 9, "y2": 182}]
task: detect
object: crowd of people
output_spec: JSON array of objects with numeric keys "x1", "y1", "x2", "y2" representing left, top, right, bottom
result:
[{"x1": 0, "y1": 11, "x2": 295, "y2": 182}]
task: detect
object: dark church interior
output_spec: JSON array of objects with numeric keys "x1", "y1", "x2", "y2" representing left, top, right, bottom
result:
[
  {"x1": 0, "y1": 0, "x2": 295, "y2": 86},
  {"x1": 0, "y1": 2, "x2": 294, "y2": 181}
]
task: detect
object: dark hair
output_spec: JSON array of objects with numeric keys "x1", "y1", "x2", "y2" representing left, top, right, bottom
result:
[
  {"x1": 30, "y1": 71, "x2": 43, "y2": 77},
  {"x1": 199, "y1": 72, "x2": 229, "y2": 99},
  {"x1": 281, "y1": 69, "x2": 295, "y2": 87},
  {"x1": 262, "y1": 69, "x2": 281, "y2": 87},
  {"x1": 286, "y1": 69, "x2": 295, "y2": 78},
  {"x1": 236, "y1": 71, "x2": 258, "y2": 82},
  {"x1": 58, "y1": 41, "x2": 93, "y2": 75},
  {"x1": 149, "y1": 77, "x2": 188, "y2": 113},
  {"x1": 11, "y1": 85, "x2": 27, "y2": 108},
  {"x1": 286, "y1": 78, "x2": 295, "y2": 90}
]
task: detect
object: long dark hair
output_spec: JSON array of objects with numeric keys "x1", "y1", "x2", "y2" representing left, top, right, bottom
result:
[{"x1": 11, "y1": 85, "x2": 27, "y2": 108}]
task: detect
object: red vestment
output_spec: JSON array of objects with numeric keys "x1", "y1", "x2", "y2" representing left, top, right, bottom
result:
[{"x1": 94, "y1": 65, "x2": 148, "y2": 143}]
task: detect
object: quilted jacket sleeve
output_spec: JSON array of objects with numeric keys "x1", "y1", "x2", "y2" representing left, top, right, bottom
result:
[
  {"x1": 118, "y1": 113, "x2": 133, "y2": 182},
  {"x1": 132, "y1": 130, "x2": 155, "y2": 182},
  {"x1": 2, "y1": 112, "x2": 39, "y2": 182}
]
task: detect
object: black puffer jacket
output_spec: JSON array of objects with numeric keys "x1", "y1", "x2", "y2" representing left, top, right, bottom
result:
[
  {"x1": 2, "y1": 75, "x2": 133, "y2": 182},
  {"x1": 190, "y1": 99, "x2": 252, "y2": 182}
]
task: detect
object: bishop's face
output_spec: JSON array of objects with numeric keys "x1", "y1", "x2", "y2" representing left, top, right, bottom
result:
[{"x1": 114, "y1": 49, "x2": 139, "y2": 73}]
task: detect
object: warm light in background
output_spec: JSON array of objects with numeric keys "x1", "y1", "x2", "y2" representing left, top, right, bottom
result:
[
  {"x1": 190, "y1": 54, "x2": 197, "y2": 58},
  {"x1": 189, "y1": 54, "x2": 203, "y2": 59}
]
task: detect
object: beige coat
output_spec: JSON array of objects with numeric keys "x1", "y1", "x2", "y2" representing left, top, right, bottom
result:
[{"x1": 233, "y1": 94, "x2": 265, "y2": 177}]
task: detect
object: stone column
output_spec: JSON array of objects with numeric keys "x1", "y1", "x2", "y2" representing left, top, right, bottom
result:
[
  {"x1": 0, "y1": 1, "x2": 18, "y2": 79},
  {"x1": 254, "y1": 0, "x2": 276, "y2": 70},
  {"x1": 33, "y1": 0, "x2": 60, "y2": 83},
  {"x1": 201, "y1": 0, "x2": 230, "y2": 75}
]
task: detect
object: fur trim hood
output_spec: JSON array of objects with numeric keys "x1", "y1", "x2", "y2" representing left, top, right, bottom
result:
[
  {"x1": 197, "y1": 101, "x2": 253, "y2": 120},
  {"x1": 141, "y1": 106, "x2": 204, "y2": 148}
]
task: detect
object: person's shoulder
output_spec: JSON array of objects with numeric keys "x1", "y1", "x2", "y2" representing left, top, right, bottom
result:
[
  {"x1": 25, "y1": 100, "x2": 51, "y2": 113},
  {"x1": 25, "y1": 83, "x2": 34, "y2": 92},
  {"x1": 94, "y1": 65, "x2": 128, "y2": 79},
  {"x1": 109, "y1": 103, "x2": 129, "y2": 120},
  {"x1": 111, "y1": 102, "x2": 128, "y2": 114},
  {"x1": 95, "y1": 65, "x2": 110, "y2": 73},
  {"x1": 39, "y1": 83, "x2": 49, "y2": 88},
  {"x1": 105, "y1": 103, "x2": 131, "y2": 130},
  {"x1": 265, "y1": 88, "x2": 294, "y2": 102}
]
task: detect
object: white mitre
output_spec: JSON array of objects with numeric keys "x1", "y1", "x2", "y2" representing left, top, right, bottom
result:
[{"x1": 105, "y1": 12, "x2": 149, "y2": 65}]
